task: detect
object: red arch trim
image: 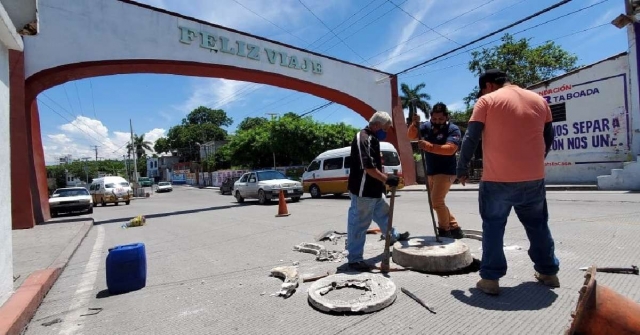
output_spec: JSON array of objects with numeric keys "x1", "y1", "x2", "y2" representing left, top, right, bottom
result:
[{"x1": 25, "y1": 60, "x2": 377, "y2": 119}]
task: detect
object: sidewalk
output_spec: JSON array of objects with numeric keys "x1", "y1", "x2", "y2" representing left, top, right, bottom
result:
[{"x1": 0, "y1": 217, "x2": 93, "y2": 335}]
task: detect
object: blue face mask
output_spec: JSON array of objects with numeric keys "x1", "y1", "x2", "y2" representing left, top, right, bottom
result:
[{"x1": 375, "y1": 129, "x2": 387, "y2": 141}]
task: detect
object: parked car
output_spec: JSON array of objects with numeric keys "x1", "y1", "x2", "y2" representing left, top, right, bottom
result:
[
  {"x1": 89, "y1": 176, "x2": 132, "y2": 206},
  {"x1": 220, "y1": 176, "x2": 239, "y2": 195},
  {"x1": 302, "y1": 142, "x2": 404, "y2": 198},
  {"x1": 49, "y1": 187, "x2": 93, "y2": 217},
  {"x1": 138, "y1": 177, "x2": 154, "y2": 187},
  {"x1": 156, "y1": 181, "x2": 173, "y2": 193},
  {"x1": 233, "y1": 170, "x2": 303, "y2": 204}
]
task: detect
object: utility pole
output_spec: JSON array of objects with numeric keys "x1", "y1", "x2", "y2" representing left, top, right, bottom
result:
[
  {"x1": 92, "y1": 145, "x2": 100, "y2": 161},
  {"x1": 266, "y1": 113, "x2": 278, "y2": 170},
  {"x1": 124, "y1": 154, "x2": 130, "y2": 180},
  {"x1": 130, "y1": 119, "x2": 138, "y2": 184}
]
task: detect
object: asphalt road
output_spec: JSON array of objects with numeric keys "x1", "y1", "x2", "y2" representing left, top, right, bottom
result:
[{"x1": 23, "y1": 187, "x2": 640, "y2": 335}]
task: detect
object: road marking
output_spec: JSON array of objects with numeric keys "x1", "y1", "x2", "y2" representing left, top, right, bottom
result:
[{"x1": 59, "y1": 225, "x2": 105, "y2": 335}]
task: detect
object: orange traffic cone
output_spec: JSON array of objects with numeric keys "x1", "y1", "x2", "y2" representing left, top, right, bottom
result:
[
  {"x1": 567, "y1": 266, "x2": 640, "y2": 335},
  {"x1": 275, "y1": 190, "x2": 290, "y2": 217}
]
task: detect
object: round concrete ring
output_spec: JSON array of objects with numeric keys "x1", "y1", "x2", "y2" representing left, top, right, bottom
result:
[
  {"x1": 392, "y1": 236, "x2": 473, "y2": 273},
  {"x1": 307, "y1": 273, "x2": 397, "y2": 314}
]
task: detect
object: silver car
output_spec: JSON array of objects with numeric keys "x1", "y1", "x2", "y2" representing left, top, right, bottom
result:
[
  {"x1": 233, "y1": 170, "x2": 303, "y2": 205},
  {"x1": 49, "y1": 187, "x2": 93, "y2": 217}
]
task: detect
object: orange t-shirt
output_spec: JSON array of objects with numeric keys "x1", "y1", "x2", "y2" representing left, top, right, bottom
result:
[{"x1": 470, "y1": 85, "x2": 552, "y2": 182}]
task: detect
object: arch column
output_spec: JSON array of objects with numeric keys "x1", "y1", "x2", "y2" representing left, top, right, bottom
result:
[
  {"x1": 9, "y1": 50, "x2": 35, "y2": 229},
  {"x1": 389, "y1": 76, "x2": 416, "y2": 186}
]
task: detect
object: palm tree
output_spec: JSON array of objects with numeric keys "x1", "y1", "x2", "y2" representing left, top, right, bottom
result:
[
  {"x1": 126, "y1": 134, "x2": 153, "y2": 159},
  {"x1": 400, "y1": 82, "x2": 431, "y2": 125}
]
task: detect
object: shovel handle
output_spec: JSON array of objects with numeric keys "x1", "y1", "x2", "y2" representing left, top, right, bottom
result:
[{"x1": 381, "y1": 170, "x2": 398, "y2": 273}]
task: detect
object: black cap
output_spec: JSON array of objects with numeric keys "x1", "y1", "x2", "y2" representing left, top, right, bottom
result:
[{"x1": 477, "y1": 69, "x2": 508, "y2": 98}]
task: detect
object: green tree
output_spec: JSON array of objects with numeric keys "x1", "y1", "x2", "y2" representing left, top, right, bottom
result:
[
  {"x1": 127, "y1": 134, "x2": 153, "y2": 159},
  {"x1": 137, "y1": 156, "x2": 147, "y2": 177},
  {"x1": 465, "y1": 33, "x2": 579, "y2": 110},
  {"x1": 400, "y1": 82, "x2": 431, "y2": 125},
  {"x1": 153, "y1": 106, "x2": 233, "y2": 161},
  {"x1": 227, "y1": 115, "x2": 358, "y2": 169},
  {"x1": 237, "y1": 117, "x2": 268, "y2": 131},
  {"x1": 182, "y1": 106, "x2": 233, "y2": 127},
  {"x1": 154, "y1": 137, "x2": 170, "y2": 154}
]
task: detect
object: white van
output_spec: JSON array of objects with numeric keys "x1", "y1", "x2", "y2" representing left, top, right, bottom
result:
[
  {"x1": 89, "y1": 176, "x2": 133, "y2": 206},
  {"x1": 302, "y1": 142, "x2": 404, "y2": 198}
]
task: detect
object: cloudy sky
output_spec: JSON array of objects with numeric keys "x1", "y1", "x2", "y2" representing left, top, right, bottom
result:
[{"x1": 38, "y1": 0, "x2": 627, "y2": 164}]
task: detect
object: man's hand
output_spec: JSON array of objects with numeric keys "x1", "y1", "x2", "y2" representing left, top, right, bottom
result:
[
  {"x1": 418, "y1": 140, "x2": 433, "y2": 152},
  {"x1": 385, "y1": 175, "x2": 399, "y2": 187},
  {"x1": 458, "y1": 176, "x2": 468, "y2": 186},
  {"x1": 412, "y1": 113, "x2": 420, "y2": 127}
]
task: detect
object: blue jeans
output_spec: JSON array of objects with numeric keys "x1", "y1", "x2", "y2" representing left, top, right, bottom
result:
[
  {"x1": 479, "y1": 179, "x2": 559, "y2": 280},
  {"x1": 346, "y1": 193, "x2": 400, "y2": 263}
]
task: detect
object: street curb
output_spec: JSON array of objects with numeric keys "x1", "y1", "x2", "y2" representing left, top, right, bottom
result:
[
  {"x1": 397, "y1": 186, "x2": 599, "y2": 192},
  {"x1": 0, "y1": 219, "x2": 93, "y2": 335}
]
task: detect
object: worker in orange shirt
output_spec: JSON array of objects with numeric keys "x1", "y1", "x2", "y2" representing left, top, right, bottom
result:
[{"x1": 408, "y1": 102, "x2": 464, "y2": 239}]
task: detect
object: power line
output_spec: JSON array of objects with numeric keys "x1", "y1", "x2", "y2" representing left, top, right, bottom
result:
[
  {"x1": 298, "y1": 0, "x2": 372, "y2": 66},
  {"x1": 305, "y1": 0, "x2": 380, "y2": 50},
  {"x1": 74, "y1": 81, "x2": 84, "y2": 116},
  {"x1": 62, "y1": 83, "x2": 75, "y2": 116},
  {"x1": 385, "y1": 0, "x2": 460, "y2": 46},
  {"x1": 230, "y1": 0, "x2": 307, "y2": 45},
  {"x1": 89, "y1": 79, "x2": 97, "y2": 119},
  {"x1": 299, "y1": 102, "x2": 334, "y2": 117},
  {"x1": 369, "y1": 0, "x2": 525, "y2": 67},
  {"x1": 40, "y1": 92, "x2": 115, "y2": 145},
  {"x1": 319, "y1": 0, "x2": 409, "y2": 53},
  {"x1": 393, "y1": 0, "x2": 575, "y2": 76},
  {"x1": 400, "y1": 23, "x2": 611, "y2": 79},
  {"x1": 397, "y1": 0, "x2": 613, "y2": 79},
  {"x1": 312, "y1": 0, "x2": 396, "y2": 51}
]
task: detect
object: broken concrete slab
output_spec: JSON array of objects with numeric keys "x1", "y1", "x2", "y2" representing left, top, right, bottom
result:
[
  {"x1": 307, "y1": 273, "x2": 397, "y2": 314},
  {"x1": 270, "y1": 266, "x2": 299, "y2": 298},
  {"x1": 392, "y1": 236, "x2": 473, "y2": 273},
  {"x1": 293, "y1": 242, "x2": 345, "y2": 262}
]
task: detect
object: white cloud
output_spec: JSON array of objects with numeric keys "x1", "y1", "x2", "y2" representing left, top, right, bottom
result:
[
  {"x1": 43, "y1": 116, "x2": 166, "y2": 164},
  {"x1": 47, "y1": 134, "x2": 72, "y2": 144},
  {"x1": 175, "y1": 78, "x2": 259, "y2": 113},
  {"x1": 447, "y1": 100, "x2": 465, "y2": 112},
  {"x1": 384, "y1": 2, "x2": 435, "y2": 68},
  {"x1": 375, "y1": 0, "x2": 513, "y2": 72},
  {"x1": 59, "y1": 116, "x2": 109, "y2": 139}
]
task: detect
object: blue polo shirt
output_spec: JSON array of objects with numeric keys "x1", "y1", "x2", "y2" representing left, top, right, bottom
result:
[{"x1": 418, "y1": 121, "x2": 462, "y2": 176}]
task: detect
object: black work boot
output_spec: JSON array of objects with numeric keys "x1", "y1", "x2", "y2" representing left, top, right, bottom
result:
[
  {"x1": 438, "y1": 228, "x2": 452, "y2": 238},
  {"x1": 450, "y1": 227, "x2": 465, "y2": 239}
]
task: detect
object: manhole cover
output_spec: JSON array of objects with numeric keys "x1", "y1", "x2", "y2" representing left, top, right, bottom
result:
[{"x1": 307, "y1": 273, "x2": 397, "y2": 314}]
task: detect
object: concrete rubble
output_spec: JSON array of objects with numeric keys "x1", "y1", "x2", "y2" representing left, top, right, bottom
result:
[
  {"x1": 293, "y1": 242, "x2": 346, "y2": 262},
  {"x1": 270, "y1": 266, "x2": 300, "y2": 298}
]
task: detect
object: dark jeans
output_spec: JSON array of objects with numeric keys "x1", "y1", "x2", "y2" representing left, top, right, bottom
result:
[{"x1": 479, "y1": 179, "x2": 560, "y2": 280}]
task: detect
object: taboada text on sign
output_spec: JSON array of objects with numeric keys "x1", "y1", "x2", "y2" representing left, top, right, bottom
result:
[{"x1": 179, "y1": 26, "x2": 323, "y2": 75}]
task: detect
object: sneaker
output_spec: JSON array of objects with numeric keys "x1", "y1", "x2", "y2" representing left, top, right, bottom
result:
[
  {"x1": 534, "y1": 272, "x2": 560, "y2": 288},
  {"x1": 476, "y1": 278, "x2": 500, "y2": 295},
  {"x1": 450, "y1": 228, "x2": 465, "y2": 239},
  {"x1": 397, "y1": 231, "x2": 410, "y2": 241},
  {"x1": 347, "y1": 261, "x2": 373, "y2": 272},
  {"x1": 384, "y1": 231, "x2": 411, "y2": 244},
  {"x1": 437, "y1": 228, "x2": 452, "y2": 238}
]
